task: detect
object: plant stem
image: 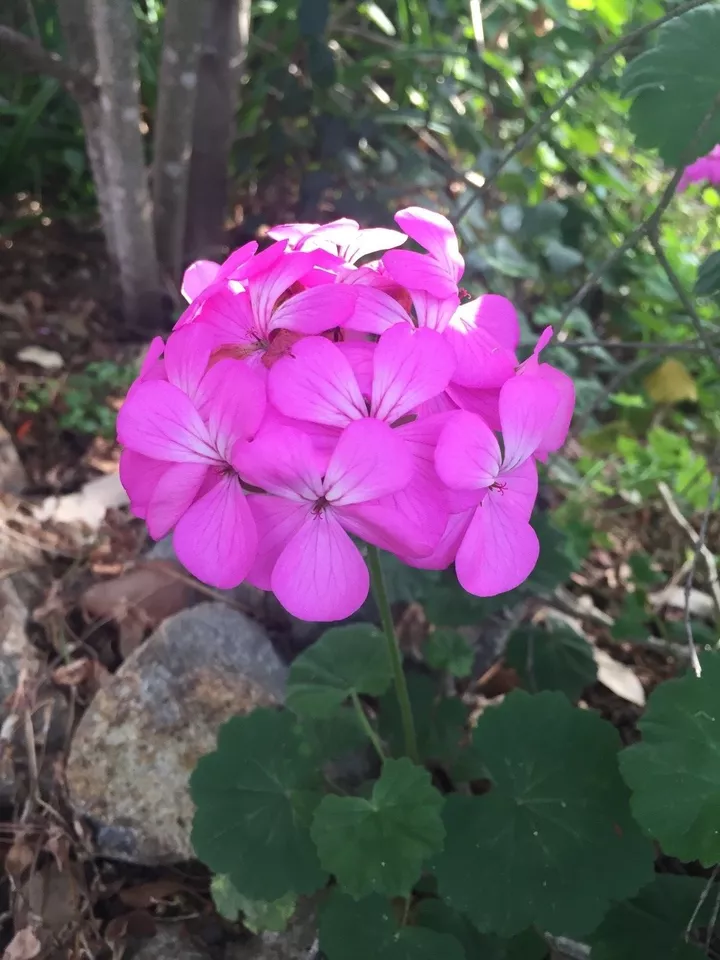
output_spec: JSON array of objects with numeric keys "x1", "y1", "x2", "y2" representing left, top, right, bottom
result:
[
  {"x1": 350, "y1": 691, "x2": 386, "y2": 763},
  {"x1": 366, "y1": 545, "x2": 420, "y2": 763}
]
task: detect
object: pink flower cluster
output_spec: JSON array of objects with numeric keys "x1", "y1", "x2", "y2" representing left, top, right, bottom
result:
[
  {"x1": 117, "y1": 208, "x2": 574, "y2": 621},
  {"x1": 678, "y1": 146, "x2": 720, "y2": 192}
]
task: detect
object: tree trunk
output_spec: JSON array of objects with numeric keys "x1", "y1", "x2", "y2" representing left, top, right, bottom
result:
[
  {"x1": 184, "y1": 0, "x2": 251, "y2": 264},
  {"x1": 86, "y1": 0, "x2": 162, "y2": 325},
  {"x1": 152, "y1": 0, "x2": 204, "y2": 285},
  {"x1": 56, "y1": 0, "x2": 118, "y2": 265}
]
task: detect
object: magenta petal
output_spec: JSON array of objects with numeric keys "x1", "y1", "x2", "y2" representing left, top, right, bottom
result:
[
  {"x1": 248, "y1": 250, "x2": 324, "y2": 336},
  {"x1": 271, "y1": 512, "x2": 369, "y2": 621},
  {"x1": 371, "y1": 325, "x2": 455, "y2": 422},
  {"x1": 194, "y1": 285, "x2": 256, "y2": 347},
  {"x1": 270, "y1": 284, "x2": 360, "y2": 334},
  {"x1": 234, "y1": 423, "x2": 325, "y2": 500},
  {"x1": 221, "y1": 239, "x2": 275, "y2": 282},
  {"x1": 394, "y1": 206, "x2": 464, "y2": 281},
  {"x1": 529, "y1": 365, "x2": 575, "y2": 454},
  {"x1": 182, "y1": 260, "x2": 220, "y2": 303},
  {"x1": 474, "y1": 294, "x2": 520, "y2": 350},
  {"x1": 138, "y1": 337, "x2": 165, "y2": 378},
  {"x1": 117, "y1": 381, "x2": 217, "y2": 464},
  {"x1": 411, "y1": 291, "x2": 459, "y2": 333},
  {"x1": 445, "y1": 300, "x2": 517, "y2": 389},
  {"x1": 119, "y1": 450, "x2": 170, "y2": 519},
  {"x1": 268, "y1": 336, "x2": 365, "y2": 428},
  {"x1": 496, "y1": 458, "x2": 539, "y2": 522},
  {"x1": 146, "y1": 461, "x2": 208, "y2": 539},
  {"x1": 435, "y1": 411, "x2": 501, "y2": 490},
  {"x1": 245, "y1": 494, "x2": 309, "y2": 591},
  {"x1": 195, "y1": 359, "x2": 266, "y2": 460},
  {"x1": 382, "y1": 249, "x2": 459, "y2": 299},
  {"x1": 343, "y1": 227, "x2": 406, "y2": 264},
  {"x1": 163, "y1": 324, "x2": 215, "y2": 400},
  {"x1": 402, "y1": 508, "x2": 473, "y2": 571},
  {"x1": 455, "y1": 497, "x2": 539, "y2": 597},
  {"x1": 499, "y1": 373, "x2": 560, "y2": 471},
  {"x1": 324, "y1": 418, "x2": 413, "y2": 505},
  {"x1": 345, "y1": 286, "x2": 412, "y2": 335},
  {"x1": 447, "y1": 383, "x2": 501, "y2": 431},
  {"x1": 173, "y1": 473, "x2": 257, "y2": 588}
]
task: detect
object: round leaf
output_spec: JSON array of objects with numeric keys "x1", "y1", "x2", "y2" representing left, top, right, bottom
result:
[
  {"x1": 433, "y1": 691, "x2": 654, "y2": 937},
  {"x1": 505, "y1": 625, "x2": 597, "y2": 700},
  {"x1": 424, "y1": 628, "x2": 474, "y2": 678},
  {"x1": 621, "y1": 6, "x2": 720, "y2": 166},
  {"x1": 287, "y1": 624, "x2": 393, "y2": 718},
  {"x1": 311, "y1": 757, "x2": 445, "y2": 898},
  {"x1": 191, "y1": 709, "x2": 327, "y2": 901},
  {"x1": 620, "y1": 653, "x2": 720, "y2": 865},
  {"x1": 320, "y1": 892, "x2": 465, "y2": 960}
]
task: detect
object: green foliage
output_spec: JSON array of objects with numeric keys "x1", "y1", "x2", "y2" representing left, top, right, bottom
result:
[
  {"x1": 287, "y1": 624, "x2": 393, "y2": 718},
  {"x1": 695, "y1": 250, "x2": 720, "y2": 297},
  {"x1": 433, "y1": 691, "x2": 655, "y2": 937},
  {"x1": 320, "y1": 892, "x2": 465, "y2": 960},
  {"x1": 190, "y1": 709, "x2": 327, "y2": 901},
  {"x1": 505, "y1": 624, "x2": 597, "y2": 699},
  {"x1": 620, "y1": 653, "x2": 720, "y2": 865},
  {"x1": 414, "y1": 899, "x2": 548, "y2": 960},
  {"x1": 424, "y1": 628, "x2": 474, "y2": 677},
  {"x1": 210, "y1": 876, "x2": 296, "y2": 933},
  {"x1": 379, "y1": 673, "x2": 467, "y2": 767},
  {"x1": 622, "y1": 5, "x2": 720, "y2": 166},
  {"x1": 310, "y1": 757, "x2": 445, "y2": 898}
]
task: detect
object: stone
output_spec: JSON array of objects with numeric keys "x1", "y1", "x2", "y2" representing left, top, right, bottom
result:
[
  {"x1": 130, "y1": 925, "x2": 212, "y2": 960},
  {"x1": 66, "y1": 603, "x2": 287, "y2": 863},
  {"x1": 225, "y1": 899, "x2": 318, "y2": 960},
  {"x1": 0, "y1": 422, "x2": 27, "y2": 495},
  {"x1": 0, "y1": 577, "x2": 35, "y2": 707}
]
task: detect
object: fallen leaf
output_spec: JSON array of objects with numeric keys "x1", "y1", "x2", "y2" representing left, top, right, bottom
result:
[
  {"x1": 81, "y1": 560, "x2": 197, "y2": 658},
  {"x1": 644, "y1": 358, "x2": 698, "y2": 404},
  {"x1": 105, "y1": 911, "x2": 157, "y2": 945},
  {"x1": 3, "y1": 928, "x2": 40, "y2": 960},
  {"x1": 5, "y1": 836, "x2": 35, "y2": 879},
  {"x1": 19, "y1": 862, "x2": 82, "y2": 933},
  {"x1": 33, "y1": 473, "x2": 128, "y2": 529},
  {"x1": 52, "y1": 657, "x2": 109, "y2": 693},
  {"x1": 16, "y1": 346, "x2": 64, "y2": 372},
  {"x1": 0, "y1": 302, "x2": 30, "y2": 324},
  {"x1": 593, "y1": 649, "x2": 646, "y2": 707},
  {"x1": 118, "y1": 879, "x2": 187, "y2": 909},
  {"x1": 649, "y1": 586, "x2": 715, "y2": 620}
]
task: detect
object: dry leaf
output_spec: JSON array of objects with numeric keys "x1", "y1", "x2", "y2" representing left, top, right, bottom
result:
[
  {"x1": 5, "y1": 836, "x2": 35, "y2": 879},
  {"x1": 33, "y1": 473, "x2": 128, "y2": 530},
  {"x1": 593, "y1": 649, "x2": 646, "y2": 707},
  {"x1": 19, "y1": 862, "x2": 82, "y2": 933},
  {"x1": 16, "y1": 346, "x2": 64, "y2": 372},
  {"x1": 644, "y1": 358, "x2": 698, "y2": 404},
  {"x1": 3, "y1": 928, "x2": 40, "y2": 960},
  {"x1": 118, "y1": 879, "x2": 186, "y2": 909}
]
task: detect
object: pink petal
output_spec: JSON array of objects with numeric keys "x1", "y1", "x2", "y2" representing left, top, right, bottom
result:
[
  {"x1": 173, "y1": 473, "x2": 257, "y2": 588},
  {"x1": 233, "y1": 423, "x2": 325, "y2": 501},
  {"x1": 382, "y1": 249, "x2": 459, "y2": 299},
  {"x1": 455, "y1": 498, "x2": 539, "y2": 597},
  {"x1": 146, "y1": 461, "x2": 209, "y2": 539},
  {"x1": 499, "y1": 373, "x2": 560, "y2": 471},
  {"x1": 371, "y1": 325, "x2": 455, "y2": 422},
  {"x1": 496, "y1": 458, "x2": 538, "y2": 522},
  {"x1": 338, "y1": 340, "x2": 375, "y2": 397},
  {"x1": 528, "y1": 365, "x2": 575, "y2": 454},
  {"x1": 182, "y1": 260, "x2": 220, "y2": 303},
  {"x1": 445, "y1": 302, "x2": 517, "y2": 389},
  {"x1": 138, "y1": 337, "x2": 165, "y2": 378},
  {"x1": 338, "y1": 498, "x2": 438, "y2": 558},
  {"x1": 269, "y1": 284, "x2": 360, "y2": 334},
  {"x1": 447, "y1": 383, "x2": 501, "y2": 431},
  {"x1": 435, "y1": 411, "x2": 501, "y2": 490},
  {"x1": 247, "y1": 249, "x2": 324, "y2": 336},
  {"x1": 163, "y1": 325, "x2": 215, "y2": 400},
  {"x1": 194, "y1": 359, "x2": 266, "y2": 461},
  {"x1": 473, "y1": 294, "x2": 520, "y2": 350},
  {"x1": 117, "y1": 381, "x2": 217, "y2": 464},
  {"x1": 323, "y1": 418, "x2": 413, "y2": 505},
  {"x1": 272, "y1": 511, "x2": 369, "y2": 621},
  {"x1": 411, "y1": 291, "x2": 459, "y2": 333},
  {"x1": 267, "y1": 223, "x2": 322, "y2": 244},
  {"x1": 119, "y1": 450, "x2": 170, "y2": 519},
  {"x1": 245, "y1": 494, "x2": 309, "y2": 590},
  {"x1": 402, "y1": 508, "x2": 473, "y2": 571},
  {"x1": 268, "y1": 336, "x2": 365, "y2": 428},
  {"x1": 221, "y1": 240, "x2": 279, "y2": 283},
  {"x1": 394, "y1": 206, "x2": 464, "y2": 282},
  {"x1": 194, "y1": 286, "x2": 256, "y2": 348},
  {"x1": 343, "y1": 227, "x2": 407, "y2": 264},
  {"x1": 345, "y1": 286, "x2": 412, "y2": 335}
]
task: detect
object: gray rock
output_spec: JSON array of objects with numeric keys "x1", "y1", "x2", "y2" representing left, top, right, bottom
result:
[
  {"x1": 0, "y1": 422, "x2": 27, "y2": 494},
  {"x1": 0, "y1": 577, "x2": 35, "y2": 706},
  {"x1": 131, "y1": 925, "x2": 212, "y2": 960},
  {"x1": 66, "y1": 603, "x2": 287, "y2": 863},
  {"x1": 226, "y1": 899, "x2": 318, "y2": 960}
]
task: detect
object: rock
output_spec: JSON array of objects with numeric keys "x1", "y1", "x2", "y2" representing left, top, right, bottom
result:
[
  {"x1": 0, "y1": 422, "x2": 27, "y2": 494},
  {"x1": 130, "y1": 925, "x2": 212, "y2": 960},
  {"x1": 226, "y1": 899, "x2": 318, "y2": 960},
  {"x1": 66, "y1": 603, "x2": 287, "y2": 863},
  {"x1": 0, "y1": 578, "x2": 35, "y2": 707}
]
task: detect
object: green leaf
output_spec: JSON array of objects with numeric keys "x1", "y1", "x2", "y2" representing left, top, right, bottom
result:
[
  {"x1": 620, "y1": 653, "x2": 720, "y2": 864},
  {"x1": 379, "y1": 673, "x2": 467, "y2": 767},
  {"x1": 588, "y1": 875, "x2": 714, "y2": 960},
  {"x1": 424, "y1": 628, "x2": 474, "y2": 677},
  {"x1": 611, "y1": 595, "x2": 648, "y2": 642},
  {"x1": 190, "y1": 709, "x2": 327, "y2": 901},
  {"x1": 695, "y1": 250, "x2": 720, "y2": 297},
  {"x1": 287, "y1": 624, "x2": 393, "y2": 718},
  {"x1": 622, "y1": 5, "x2": 720, "y2": 165},
  {"x1": 320, "y1": 892, "x2": 466, "y2": 960},
  {"x1": 414, "y1": 899, "x2": 547, "y2": 960},
  {"x1": 296, "y1": 707, "x2": 369, "y2": 764},
  {"x1": 543, "y1": 238, "x2": 584, "y2": 275},
  {"x1": 298, "y1": 0, "x2": 329, "y2": 37},
  {"x1": 310, "y1": 757, "x2": 445, "y2": 898},
  {"x1": 433, "y1": 691, "x2": 654, "y2": 937},
  {"x1": 211, "y1": 875, "x2": 297, "y2": 933},
  {"x1": 210, "y1": 874, "x2": 244, "y2": 921},
  {"x1": 505, "y1": 625, "x2": 597, "y2": 699}
]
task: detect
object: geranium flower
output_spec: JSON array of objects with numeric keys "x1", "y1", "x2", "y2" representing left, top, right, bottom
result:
[{"x1": 678, "y1": 146, "x2": 720, "y2": 192}]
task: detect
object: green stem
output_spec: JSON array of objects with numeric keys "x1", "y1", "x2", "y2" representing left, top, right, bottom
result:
[
  {"x1": 366, "y1": 545, "x2": 419, "y2": 763},
  {"x1": 351, "y1": 691, "x2": 386, "y2": 763}
]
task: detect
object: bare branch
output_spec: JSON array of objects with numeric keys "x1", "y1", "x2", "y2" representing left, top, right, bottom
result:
[
  {"x1": 454, "y1": 0, "x2": 711, "y2": 225},
  {"x1": 0, "y1": 24, "x2": 96, "y2": 102},
  {"x1": 554, "y1": 338, "x2": 715, "y2": 353}
]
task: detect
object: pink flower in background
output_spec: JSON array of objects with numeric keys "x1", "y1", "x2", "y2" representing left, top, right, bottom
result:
[
  {"x1": 117, "y1": 206, "x2": 576, "y2": 619},
  {"x1": 678, "y1": 145, "x2": 720, "y2": 192}
]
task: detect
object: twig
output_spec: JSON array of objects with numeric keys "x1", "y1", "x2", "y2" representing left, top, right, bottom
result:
[
  {"x1": 0, "y1": 25, "x2": 97, "y2": 103},
  {"x1": 657, "y1": 479, "x2": 720, "y2": 677},
  {"x1": 554, "y1": 338, "x2": 715, "y2": 353},
  {"x1": 453, "y1": 0, "x2": 711, "y2": 225},
  {"x1": 647, "y1": 233, "x2": 720, "y2": 370},
  {"x1": 686, "y1": 865, "x2": 719, "y2": 941}
]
